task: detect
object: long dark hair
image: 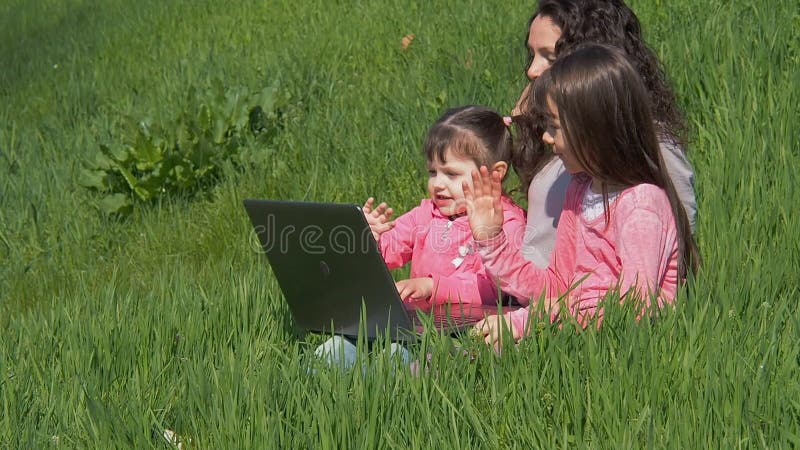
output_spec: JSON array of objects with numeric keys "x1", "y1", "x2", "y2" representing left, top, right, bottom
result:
[
  {"x1": 512, "y1": 0, "x2": 687, "y2": 191},
  {"x1": 532, "y1": 43, "x2": 698, "y2": 276}
]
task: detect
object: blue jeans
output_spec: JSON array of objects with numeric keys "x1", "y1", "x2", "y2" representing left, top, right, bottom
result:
[{"x1": 313, "y1": 336, "x2": 411, "y2": 370}]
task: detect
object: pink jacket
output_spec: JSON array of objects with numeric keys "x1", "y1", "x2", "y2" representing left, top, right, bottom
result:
[
  {"x1": 476, "y1": 176, "x2": 679, "y2": 333},
  {"x1": 380, "y1": 196, "x2": 526, "y2": 304}
]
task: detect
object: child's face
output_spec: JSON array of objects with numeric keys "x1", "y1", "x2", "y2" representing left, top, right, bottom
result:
[
  {"x1": 542, "y1": 97, "x2": 583, "y2": 174},
  {"x1": 427, "y1": 149, "x2": 480, "y2": 217}
]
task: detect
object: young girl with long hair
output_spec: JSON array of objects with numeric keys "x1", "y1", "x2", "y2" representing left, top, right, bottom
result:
[
  {"x1": 466, "y1": 44, "x2": 699, "y2": 349},
  {"x1": 511, "y1": 0, "x2": 697, "y2": 269}
]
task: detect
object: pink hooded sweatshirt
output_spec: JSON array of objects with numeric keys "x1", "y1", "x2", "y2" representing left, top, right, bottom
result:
[
  {"x1": 379, "y1": 196, "x2": 526, "y2": 305},
  {"x1": 475, "y1": 176, "x2": 680, "y2": 334}
]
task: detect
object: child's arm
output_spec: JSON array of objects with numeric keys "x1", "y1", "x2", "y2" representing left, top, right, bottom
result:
[
  {"x1": 378, "y1": 202, "x2": 426, "y2": 270},
  {"x1": 502, "y1": 185, "x2": 680, "y2": 337},
  {"x1": 474, "y1": 228, "x2": 567, "y2": 302},
  {"x1": 614, "y1": 187, "x2": 680, "y2": 309},
  {"x1": 466, "y1": 170, "x2": 584, "y2": 339},
  {"x1": 428, "y1": 271, "x2": 500, "y2": 305},
  {"x1": 464, "y1": 168, "x2": 570, "y2": 302}
]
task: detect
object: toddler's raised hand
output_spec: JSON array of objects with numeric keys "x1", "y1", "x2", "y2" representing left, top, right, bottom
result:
[
  {"x1": 462, "y1": 166, "x2": 504, "y2": 241},
  {"x1": 362, "y1": 197, "x2": 394, "y2": 241}
]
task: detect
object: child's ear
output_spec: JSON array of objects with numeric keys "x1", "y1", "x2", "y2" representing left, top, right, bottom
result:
[{"x1": 491, "y1": 161, "x2": 508, "y2": 180}]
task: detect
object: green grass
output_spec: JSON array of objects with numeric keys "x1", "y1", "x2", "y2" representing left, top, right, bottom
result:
[{"x1": 1, "y1": 0, "x2": 799, "y2": 447}]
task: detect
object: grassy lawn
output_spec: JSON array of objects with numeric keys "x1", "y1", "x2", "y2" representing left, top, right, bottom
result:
[{"x1": 1, "y1": 0, "x2": 798, "y2": 447}]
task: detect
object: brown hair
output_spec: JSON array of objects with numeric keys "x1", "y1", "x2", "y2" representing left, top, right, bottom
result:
[
  {"x1": 513, "y1": 0, "x2": 687, "y2": 191},
  {"x1": 532, "y1": 44, "x2": 698, "y2": 276},
  {"x1": 424, "y1": 105, "x2": 513, "y2": 169}
]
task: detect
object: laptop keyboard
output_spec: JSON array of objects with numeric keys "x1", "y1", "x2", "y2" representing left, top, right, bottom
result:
[
  {"x1": 431, "y1": 311, "x2": 474, "y2": 326},
  {"x1": 411, "y1": 309, "x2": 477, "y2": 328},
  {"x1": 407, "y1": 301, "x2": 506, "y2": 329}
]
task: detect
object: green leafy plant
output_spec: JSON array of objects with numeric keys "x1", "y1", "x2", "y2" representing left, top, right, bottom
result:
[{"x1": 80, "y1": 79, "x2": 282, "y2": 215}]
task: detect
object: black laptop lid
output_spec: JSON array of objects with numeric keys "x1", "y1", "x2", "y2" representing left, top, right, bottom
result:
[{"x1": 244, "y1": 199, "x2": 415, "y2": 339}]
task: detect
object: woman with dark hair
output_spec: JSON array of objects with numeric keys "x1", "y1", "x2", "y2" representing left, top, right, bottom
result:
[{"x1": 510, "y1": 0, "x2": 697, "y2": 269}]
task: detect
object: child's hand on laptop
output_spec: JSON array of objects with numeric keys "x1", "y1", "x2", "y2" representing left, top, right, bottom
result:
[
  {"x1": 362, "y1": 197, "x2": 395, "y2": 241},
  {"x1": 396, "y1": 277, "x2": 433, "y2": 302}
]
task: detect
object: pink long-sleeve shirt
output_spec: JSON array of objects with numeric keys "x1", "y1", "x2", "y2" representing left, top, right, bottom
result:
[
  {"x1": 475, "y1": 176, "x2": 679, "y2": 334},
  {"x1": 380, "y1": 196, "x2": 526, "y2": 305}
]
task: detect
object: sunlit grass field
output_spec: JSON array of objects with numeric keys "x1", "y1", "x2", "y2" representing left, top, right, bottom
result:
[{"x1": 1, "y1": 0, "x2": 799, "y2": 447}]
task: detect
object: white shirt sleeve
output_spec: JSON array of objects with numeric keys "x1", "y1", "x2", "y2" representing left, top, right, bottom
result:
[
  {"x1": 521, "y1": 157, "x2": 571, "y2": 268},
  {"x1": 658, "y1": 140, "x2": 697, "y2": 233}
]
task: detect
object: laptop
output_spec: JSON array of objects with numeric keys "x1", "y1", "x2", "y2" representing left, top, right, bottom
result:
[{"x1": 243, "y1": 199, "x2": 518, "y2": 342}]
